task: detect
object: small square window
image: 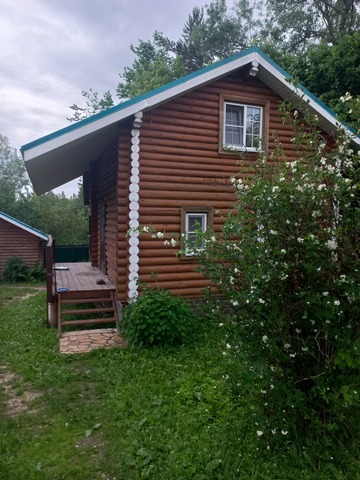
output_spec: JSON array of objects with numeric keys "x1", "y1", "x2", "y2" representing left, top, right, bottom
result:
[
  {"x1": 223, "y1": 102, "x2": 262, "y2": 152},
  {"x1": 181, "y1": 207, "x2": 213, "y2": 257}
]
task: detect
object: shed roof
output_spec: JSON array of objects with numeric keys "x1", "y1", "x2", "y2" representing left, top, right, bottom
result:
[
  {"x1": 0, "y1": 211, "x2": 48, "y2": 240},
  {"x1": 21, "y1": 46, "x2": 359, "y2": 195}
]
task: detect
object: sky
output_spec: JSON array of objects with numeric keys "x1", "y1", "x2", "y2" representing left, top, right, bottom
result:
[{"x1": 0, "y1": 0, "x2": 235, "y2": 196}]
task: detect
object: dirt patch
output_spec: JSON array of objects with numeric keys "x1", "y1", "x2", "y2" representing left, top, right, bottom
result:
[
  {"x1": 0, "y1": 364, "x2": 42, "y2": 416},
  {"x1": 3, "y1": 287, "x2": 46, "y2": 304}
]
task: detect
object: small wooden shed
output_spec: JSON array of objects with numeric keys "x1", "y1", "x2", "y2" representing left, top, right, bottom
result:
[{"x1": 0, "y1": 211, "x2": 48, "y2": 273}]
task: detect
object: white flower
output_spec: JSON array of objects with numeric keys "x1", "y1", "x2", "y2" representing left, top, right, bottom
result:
[
  {"x1": 211, "y1": 236, "x2": 216, "y2": 242},
  {"x1": 334, "y1": 300, "x2": 340, "y2": 306},
  {"x1": 262, "y1": 335, "x2": 268, "y2": 343},
  {"x1": 143, "y1": 226, "x2": 150, "y2": 232},
  {"x1": 156, "y1": 231, "x2": 164, "y2": 239},
  {"x1": 284, "y1": 343, "x2": 291, "y2": 349},
  {"x1": 281, "y1": 430, "x2": 288, "y2": 435},
  {"x1": 295, "y1": 328, "x2": 301, "y2": 334},
  {"x1": 297, "y1": 237, "x2": 304, "y2": 244},
  {"x1": 219, "y1": 323, "x2": 224, "y2": 327},
  {"x1": 326, "y1": 239, "x2": 337, "y2": 250},
  {"x1": 170, "y1": 238, "x2": 177, "y2": 247},
  {"x1": 269, "y1": 230, "x2": 277, "y2": 235},
  {"x1": 259, "y1": 298, "x2": 265, "y2": 304},
  {"x1": 231, "y1": 300, "x2": 239, "y2": 307},
  {"x1": 322, "y1": 291, "x2": 329, "y2": 296},
  {"x1": 280, "y1": 249, "x2": 286, "y2": 254},
  {"x1": 226, "y1": 343, "x2": 231, "y2": 349},
  {"x1": 256, "y1": 430, "x2": 264, "y2": 437},
  {"x1": 164, "y1": 240, "x2": 170, "y2": 246}
]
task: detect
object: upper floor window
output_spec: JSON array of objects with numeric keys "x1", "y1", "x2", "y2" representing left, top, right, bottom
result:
[{"x1": 223, "y1": 102, "x2": 263, "y2": 152}]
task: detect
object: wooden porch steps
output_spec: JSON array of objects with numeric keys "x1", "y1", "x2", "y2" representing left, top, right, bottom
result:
[{"x1": 58, "y1": 289, "x2": 118, "y2": 336}]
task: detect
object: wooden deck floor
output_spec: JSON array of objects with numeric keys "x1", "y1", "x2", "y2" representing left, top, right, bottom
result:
[{"x1": 54, "y1": 262, "x2": 115, "y2": 295}]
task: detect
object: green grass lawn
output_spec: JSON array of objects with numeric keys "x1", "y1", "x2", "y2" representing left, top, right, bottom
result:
[{"x1": 0, "y1": 285, "x2": 359, "y2": 479}]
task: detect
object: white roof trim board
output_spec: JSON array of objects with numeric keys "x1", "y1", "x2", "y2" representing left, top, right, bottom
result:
[
  {"x1": 0, "y1": 211, "x2": 48, "y2": 240},
  {"x1": 21, "y1": 47, "x2": 359, "y2": 195}
]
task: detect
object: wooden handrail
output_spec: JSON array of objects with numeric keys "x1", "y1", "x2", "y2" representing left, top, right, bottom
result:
[{"x1": 46, "y1": 235, "x2": 55, "y2": 303}]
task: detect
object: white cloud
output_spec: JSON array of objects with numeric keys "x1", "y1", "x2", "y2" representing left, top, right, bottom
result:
[{"x1": 0, "y1": 0, "x2": 235, "y2": 195}]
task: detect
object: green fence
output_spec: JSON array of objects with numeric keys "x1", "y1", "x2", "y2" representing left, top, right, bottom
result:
[{"x1": 54, "y1": 245, "x2": 89, "y2": 263}]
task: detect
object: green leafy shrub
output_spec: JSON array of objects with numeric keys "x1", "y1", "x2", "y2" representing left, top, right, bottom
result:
[
  {"x1": 2, "y1": 256, "x2": 29, "y2": 283},
  {"x1": 120, "y1": 288, "x2": 198, "y2": 347},
  {"x1": 29, "y1": 261, "x2": 46, "y2": 281}
]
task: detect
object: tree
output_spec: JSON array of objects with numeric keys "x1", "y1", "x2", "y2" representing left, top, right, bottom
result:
[
  {"x1": 14, "y1": 187, "x2": 89, "y2": 245},
  {"x1": 68, "y1": 0, "x2": 360, "y2": 119},
  {"x1": 67, "y1": 88, "x2": 114, "y2": 123},
  {"x1": 0, "y1": 134, "x2": 31, "y2": 215},
  {"x1": 263, "y1": 0, "x2": 360, "y2": 52},
  {"x1": 116, "y1": 31, "x2": 186, "y2": 100}
]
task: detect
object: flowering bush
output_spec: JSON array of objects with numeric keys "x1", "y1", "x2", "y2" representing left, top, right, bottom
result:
[{"x1": 195, "y1": 100, "x2": 360, "y2": 448}]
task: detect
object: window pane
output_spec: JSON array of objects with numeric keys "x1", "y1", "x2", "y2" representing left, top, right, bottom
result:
[
  {"x1": 245, "y1": 106, "x2": 261, "y2": 149},
  {"x1": 226, "y1": 105, "x2": 243, "y2": 126},
  {"x1": 188, "y1": 215, "x2": 205, "y2": 232},
  {"x1": 225, "y1": 105, "x2": 244, "y2": 147},
  {"x1": 186, "y1": 232, "x2": 198, "y2": 248},
  {"x1": 225, "y1": 126, "x2": 242, "y2": 146}
]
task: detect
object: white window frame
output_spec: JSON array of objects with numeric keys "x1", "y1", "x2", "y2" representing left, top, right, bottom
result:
[
  {"x1": 185, "y1": 212, "x2": 207, "y2": 256},
  {"x1": 223, "y1": 102, "x2": 263, "y2": 152}
]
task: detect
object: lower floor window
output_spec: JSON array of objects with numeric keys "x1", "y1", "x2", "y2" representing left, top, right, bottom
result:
[{"x1": 181, "y1": 207, "x2": 213, "y2": 257}]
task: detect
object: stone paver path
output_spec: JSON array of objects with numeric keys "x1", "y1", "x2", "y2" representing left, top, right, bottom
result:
[{"x1": 59, "y1": 328, "x2": 125, "y2": 354}]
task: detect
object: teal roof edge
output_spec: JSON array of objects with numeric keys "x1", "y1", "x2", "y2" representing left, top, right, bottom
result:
[
  {"x1": 21, "y1": 46, "x2": 261, "y2": 152},
  {"x1": 0, "y1": 211, "x2": 48, "y2": 239},
  {"x1": 22, "y1": 45, "x2": 350, "y2": 152}
]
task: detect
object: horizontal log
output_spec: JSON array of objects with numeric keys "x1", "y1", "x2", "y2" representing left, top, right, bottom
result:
[
  {"x1": 140, "y1": 278, "x2": 210, "y2": 290},
  {"x1": 139, "y1": 272, "x2": 204, "y2": 283},
  {"x1": 167, "y1": 96, "x2": 219, "y2": 110},
  {"x1": 139, "y1": 155, "x2": 253, "y2": 171},
  {"x1": 142, "y1": 121, "x2": 217, "y2": 137},
  {"x1": 145, "y1": 112, "x2": 218, "y2": 129},
  {"x1": 141, "y1": 136, "x2": 218, "y2": 151},
  {"x1": 139, "y1": 189, "x2": 235, "y2": 202},
  {"x1": 139, "y1": 264, "x2": 198, "y2": 274},
  {"x1": 139, "y1": 179, "x2": 236, "y2": 194},
  {"x1": 156, "y1": 102, "x2": 218, "y2": 117},
  {"x1": 139, "y1": 198, "x2": 235, "y2": 209}
]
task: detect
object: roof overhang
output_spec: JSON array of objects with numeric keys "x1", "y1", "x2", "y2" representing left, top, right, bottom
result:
[{"x1": 21, "y1": 47, "x2": 360, "y2": 195}]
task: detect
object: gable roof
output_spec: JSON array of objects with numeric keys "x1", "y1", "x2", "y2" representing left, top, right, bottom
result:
[
  {"x1": 0, "y1": 211, "x2": 48, "y2": 240},
  {"x1": 21, "y1": 46, "x2": 359, "y2": 195}
]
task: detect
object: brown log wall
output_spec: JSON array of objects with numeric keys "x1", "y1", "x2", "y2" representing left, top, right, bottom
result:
[
  {"x1": 0, "y1": 218, "x2": 44, "y2": 272},
  {"x1": 89, "y1": 137, "x2": 120, "y2": 287},
  {"x1": 137, "y1": 73, "x2": 299, "y2": 296}
]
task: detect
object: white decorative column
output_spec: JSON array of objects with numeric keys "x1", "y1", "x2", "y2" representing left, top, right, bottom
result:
[{"x1": 127, "y1": 111, "x2": 142, "y2": 301}]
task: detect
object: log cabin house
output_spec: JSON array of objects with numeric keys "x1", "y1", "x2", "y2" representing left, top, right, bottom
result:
[
  {"x1": 21, "y1": 47, "x2": 359, "y2": 328},
  {"x1": 0, "y1": 211, "x2": 48, "y2": 274}
]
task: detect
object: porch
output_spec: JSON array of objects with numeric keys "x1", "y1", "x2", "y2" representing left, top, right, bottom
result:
[{"x1": 46, "y1": 236, "x2": 119, "y2": 335}]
